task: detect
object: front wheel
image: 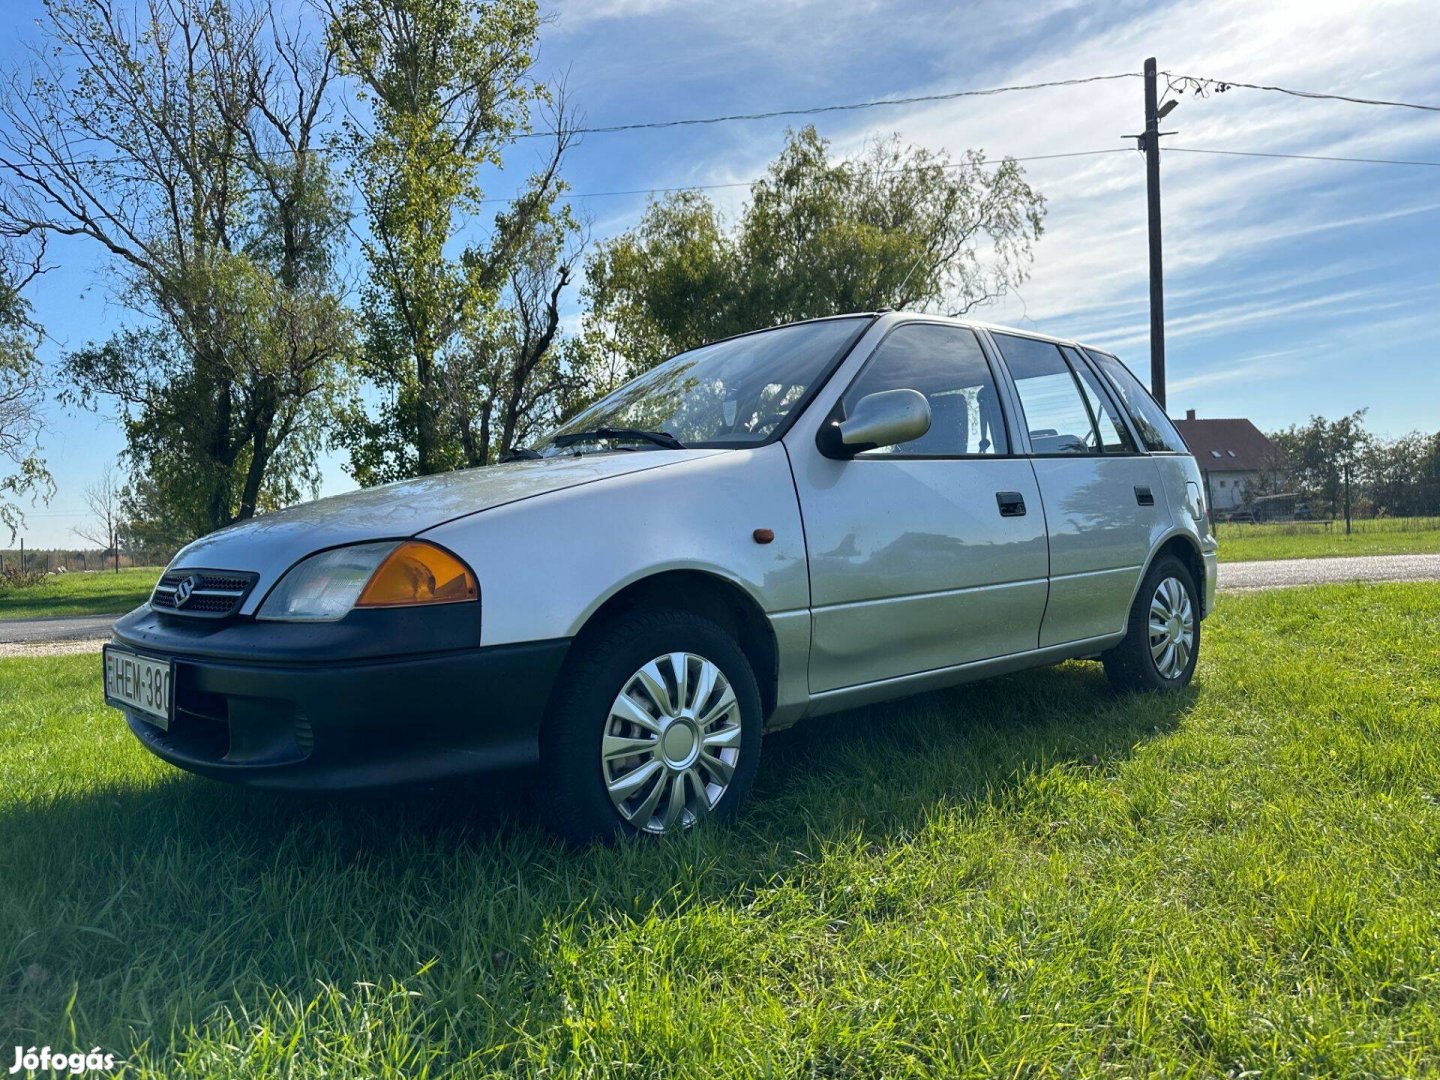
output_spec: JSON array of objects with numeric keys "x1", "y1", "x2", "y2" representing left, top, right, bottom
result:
[
  {"x1": 1103, "y1": 556, "x2": 1200, "y2": 693},
  {"x1": 539, "y1": 609, "x2": 763, "y2": 845}
]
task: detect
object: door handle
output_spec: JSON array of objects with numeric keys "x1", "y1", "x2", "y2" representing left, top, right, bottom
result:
[
  {"x1": 996, "y1": 491, "x2": 1026, "y2": 517},
  {"x1": 1134, "y1": 485, "x2": 1155, "y2": 507}
]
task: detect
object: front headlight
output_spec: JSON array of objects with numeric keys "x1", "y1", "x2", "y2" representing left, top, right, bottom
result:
[{"x1": 256, "y1": 541, "x2": 478, "y2": 622}]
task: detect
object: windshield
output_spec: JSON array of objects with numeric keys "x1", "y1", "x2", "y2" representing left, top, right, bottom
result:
[{"x1": 534, "y1": 317, "x2": 870, "y2": 455}]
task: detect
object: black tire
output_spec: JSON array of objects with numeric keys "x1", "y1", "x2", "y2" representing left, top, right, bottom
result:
[
  {"x1": 1103, "y1": 555, "x2": 1201, "y2": 693},
  {"x1": 539, "y1": 608, "x2": 763, "y2": 845}
]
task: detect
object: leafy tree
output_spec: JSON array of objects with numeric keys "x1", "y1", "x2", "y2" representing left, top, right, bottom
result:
[
  {"x1": 1358, "y1": 429, "x2": 1440, "y2": 518},
  {"x1": 0, "y1": 0, "x2": 351, "y2": 537},
  {"x1": 326, "y1": 0, "x2": 575, "y2": 481},
  {"x1": 1268, "y1": 411, "x2": 1371, "y2": 516},
  {"x1": 0, "y1": 238, "x2": 50, "y2": 541},
  {"x1": 581, "y1": 126, "x2": 1046, "y2": 384},
  {"x1": 64, "y1": 327, "x2": 333, "y2": 546},
  {"x1": 1422, "y1": 431, "x2": 1440, "y2": 487}
]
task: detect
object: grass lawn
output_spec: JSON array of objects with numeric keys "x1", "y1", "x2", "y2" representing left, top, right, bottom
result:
[
  {"x1": 1216, "y1": 516, "x2": 1440, "y2": 562},
  {"x1": 0, "y1": 566, "x2": 161, "y2": 621},
  {"x1": 2, "y1": 584, "x2": 1439, "y2": 1077}
]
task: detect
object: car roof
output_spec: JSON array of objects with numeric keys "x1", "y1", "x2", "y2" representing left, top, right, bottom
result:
[
  {"x1": 880, "y1": 310, "x2": 1088, "y2": 349},
  {"x1": 756, "y1": 311, "x2": 1109, "y2": 356}
]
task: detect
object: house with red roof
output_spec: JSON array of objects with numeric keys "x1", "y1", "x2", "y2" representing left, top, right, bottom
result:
[{"x1": 1173, "y1": 410, "x2": 1285, "y2": 512}]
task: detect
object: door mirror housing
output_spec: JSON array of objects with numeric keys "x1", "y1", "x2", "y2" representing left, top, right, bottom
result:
[{"x1": 819, "y1": 388, "x2": 932, "y2": 458}]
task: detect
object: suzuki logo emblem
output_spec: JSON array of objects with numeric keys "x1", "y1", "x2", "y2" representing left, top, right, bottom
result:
[{"x1": 173, "y1": 574, "x2": 201, "y2": 608}]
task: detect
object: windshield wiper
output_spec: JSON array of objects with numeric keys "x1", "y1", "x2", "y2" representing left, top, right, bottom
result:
[
  {"x1": 499, "y1": 446, "x2": 542, "y2": 462},
  {"x1": 551, "y1": 427, "x2": 687, "y2": 451}
]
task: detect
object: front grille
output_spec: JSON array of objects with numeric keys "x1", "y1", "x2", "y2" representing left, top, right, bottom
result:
[{"x1": 151, "y1": 568, "x2": 258, "y2": 620}]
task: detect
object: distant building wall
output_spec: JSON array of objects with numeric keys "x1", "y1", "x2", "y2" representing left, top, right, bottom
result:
[
  {"x1": 1208, "y1": 471, "x2": 1260, "y2": 510},
  {"x1": 1175, "y1": 412, "x2": 1283, "y2": 513}
]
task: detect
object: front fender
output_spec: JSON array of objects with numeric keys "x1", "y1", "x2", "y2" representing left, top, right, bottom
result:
[{"x1": 419, "y1": 444, "x2": 810, "y2": 646}]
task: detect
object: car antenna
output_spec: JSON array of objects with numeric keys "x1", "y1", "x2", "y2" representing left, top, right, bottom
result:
[{"x1": 891, "y1": 253, "x2": 929, "y2": 310}]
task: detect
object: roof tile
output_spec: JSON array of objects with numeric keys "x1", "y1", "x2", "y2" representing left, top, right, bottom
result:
[{"x1": 1173, "y1": 418, "x2": 1280, "y2": 472}]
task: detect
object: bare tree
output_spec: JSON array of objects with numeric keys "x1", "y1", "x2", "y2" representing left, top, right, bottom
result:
[
  {"x1": 447, "y1": 214, "x2": 586, "y2": 464},
  {"x1": 74, "y1": 465, "x2": 124, "y2": 573},
  {"x1": 0, "y1": 233, "x2": 50, "y2": 543},
  {"x1": 0, "y1": 0, "x2": 351, "y2": 537}
]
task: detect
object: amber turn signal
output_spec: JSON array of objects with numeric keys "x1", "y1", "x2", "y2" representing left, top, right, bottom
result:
[{"x1": 355, "y1": 541, "x2": 478, "y2": 608}]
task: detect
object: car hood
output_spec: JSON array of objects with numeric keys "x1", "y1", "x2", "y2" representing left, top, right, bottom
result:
[{"x1": 168, "y1": 450, "x2": 725, "y2": 612}]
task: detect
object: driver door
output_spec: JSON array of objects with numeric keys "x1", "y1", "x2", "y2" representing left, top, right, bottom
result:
[{"x1": 791, "y1": 322, "x2": 1050, "y2": 693}]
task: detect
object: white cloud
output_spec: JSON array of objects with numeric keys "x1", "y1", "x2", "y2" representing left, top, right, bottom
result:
[
  {"x1": 573, "y1": 4, "x2": 1436, "y2": 291},
  {"x1": 777, "y1": 0, "x2": 1440, "y2": 424},
  {"x1": 552, "y1": 0, "x2": 1440, "y2": 431}
]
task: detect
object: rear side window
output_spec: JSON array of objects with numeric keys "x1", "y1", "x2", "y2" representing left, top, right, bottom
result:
[
  {"x1": 844, "y1": 323, "x2": 1009, "y2": 456},
  {"x1": 1063, "y1": 347, "x2": 1136, "y2": 454},
  {"x1": 992, "y1": 333, "x2": 1101, "y2": 455},
  {"x1": 1083, "y1": 348, "x2": 1187, "y2": 453}
]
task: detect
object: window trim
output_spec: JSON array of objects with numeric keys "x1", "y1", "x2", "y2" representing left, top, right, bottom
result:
[
  {"x1": 1079, "y1": 346, "x2": 1189, "y2": 456},
  {"x1": 987, "y1": 329, "x2": 1132, "y2": 460},
  {"x1": 1064, "y1": 346, "x2": 1149, "y2": 457},
  {"x1": 1052, "y1": 345, "x2": 1108, "y2": 455},
  {"x1": 1061, "y1": 345, "x2": 1141, "y2": 456},
  {"x1": 822, "y1": 319, "x2": 1021, "y2": 461}
]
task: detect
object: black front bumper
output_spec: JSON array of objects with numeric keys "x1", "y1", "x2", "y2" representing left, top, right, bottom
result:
[{"x1": 111, "y1": 605, "x2": 570, "y2": 790}]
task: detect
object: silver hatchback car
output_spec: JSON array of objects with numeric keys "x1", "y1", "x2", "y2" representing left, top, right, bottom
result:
[{"x1": 105, "y1": 312, "x2": 1216, "y2": 842}]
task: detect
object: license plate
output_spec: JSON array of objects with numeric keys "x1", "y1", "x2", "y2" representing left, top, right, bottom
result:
[{"x1": 103, "y1": 646, "x2": 173, "y2": 729}]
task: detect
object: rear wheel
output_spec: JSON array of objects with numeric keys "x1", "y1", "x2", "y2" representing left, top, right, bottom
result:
[
  {"x1": 1103, "y1": 555, "x2": 1200, "y2": 693},
  {"x1": 539, "y1": 609, "x2": 762, "y2": 844}
]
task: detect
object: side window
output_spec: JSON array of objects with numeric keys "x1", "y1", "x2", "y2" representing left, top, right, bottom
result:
[
  {"x1": 843, "y1": 323, "x2": 1009, "y2": 456},
  {"x1": 1062, "y1": 347, "x2": 1136, "y2": 453},
  {"x1": 992, "y1": 333, "x2": 1100, "y2": 455},
  {"x1": 1083, "y1": 348, "x2": 1188, "y2": 453}
]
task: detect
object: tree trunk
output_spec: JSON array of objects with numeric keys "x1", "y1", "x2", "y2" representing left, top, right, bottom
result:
[
  {"x1": 238, "y1": 425, "x2": 272, "y2": 521},
  {"x1": 414, "y1": 346, "x2": 440, "y2": 474},
  {"x1": 202, "y1": 367, "x2": 240, "y2": 531},
  {"x1": 477, "y1": 402, "x2": 492, "y2": 468}
]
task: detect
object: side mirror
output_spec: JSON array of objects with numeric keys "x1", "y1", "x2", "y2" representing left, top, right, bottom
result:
[{"x1": 820, "y1": 388, "x2": 931, "y2": 458}]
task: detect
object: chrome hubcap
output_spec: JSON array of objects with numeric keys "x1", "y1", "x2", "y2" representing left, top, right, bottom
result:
[
  {"x1": 602, "y1": 652, "x2": 742, "y2": 834},
  {"x1": 1148, "y1": 576, "x2": 1195, "y2": 680}
]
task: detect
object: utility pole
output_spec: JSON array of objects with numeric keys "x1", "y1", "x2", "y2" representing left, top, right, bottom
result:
[
  {"x1": 1139, "y1": 57, "x2": 1175, "y2": 409},
  {"x1": 1344, "y1": 459, "x2": 1353, "y2": 535}
]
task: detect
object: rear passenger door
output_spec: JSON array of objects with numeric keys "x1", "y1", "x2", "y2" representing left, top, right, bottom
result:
[{"x1": 988, "y1": 332, "x2": 1172, "y2": 648}]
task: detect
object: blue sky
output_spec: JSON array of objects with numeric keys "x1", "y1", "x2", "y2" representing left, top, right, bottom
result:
[{"x1": 9, "y1": 0, "x2": 1440, "y2": 545}]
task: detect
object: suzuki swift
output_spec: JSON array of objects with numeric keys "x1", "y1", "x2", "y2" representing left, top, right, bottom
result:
[{"x1": 105, "y1": 312, "x2": 1217, "y2": 842}]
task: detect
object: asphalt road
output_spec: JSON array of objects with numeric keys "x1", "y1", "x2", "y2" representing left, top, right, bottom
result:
[
  {"x1": 2, "y1": 552, "x2": 1438, "y2": 655},
  {"x1": 1217, "y1": 552, "x2": 1440, "y2": 591},
  {"x1": 0, "y1": 613, "x2": 122, "y2": 646}
]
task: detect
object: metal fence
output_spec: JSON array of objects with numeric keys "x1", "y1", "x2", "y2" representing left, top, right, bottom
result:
[
  {"x1": 1212, "y1": 477, "x2": 1440, "y2": 531},
  {"x1": 1213, "y1": 513, "x2": 1440, "y2": 541},
  {"x1": 0, "y1": 548, "x2": 176, "y2": 575}
]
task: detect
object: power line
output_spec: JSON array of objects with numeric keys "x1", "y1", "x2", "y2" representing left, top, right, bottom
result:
[
  {"x1": 6, "y1": 65, "x2": 1440, "y2": 212},
  {"x1": 516, "y1": 74, "x2": 1143, "y2": 138},
  {"x1": 1168, "y1": 146, "x2": 1440, "y2": 168},
  {"x1": 1161, "y1": 71, "x2": 1440, "y2": 114},
  {"x1": 476, "y1": 147, "x2": 1131, "y2": 204},
  {"x1": 474, "y1": 143, "x2": 1440, "y2": 208},
  {"x1": 519, "y1": 69, "x2": 1440, "y2": 139},
  {"x1": 4, "y1": 64, "x2": 1437, "y2": 177},
  {"x1": 524, "y1": 70, "x2": 1440, "y2": 140},
  {"x1": 0, "y1": 73, "x2": 1142, "y2": 173}
]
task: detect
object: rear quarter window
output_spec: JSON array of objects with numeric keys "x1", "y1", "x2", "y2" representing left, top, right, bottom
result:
[{"x1": 1082, "y1": 348, "x2": 1188, "y2": 453}]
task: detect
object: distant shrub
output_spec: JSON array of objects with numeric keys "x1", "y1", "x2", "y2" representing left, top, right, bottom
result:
[{"x1": 0, "y1": 566, "x2": 52, "y2": 591}]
